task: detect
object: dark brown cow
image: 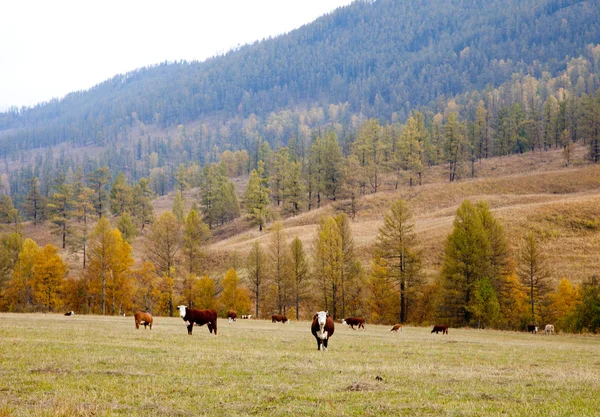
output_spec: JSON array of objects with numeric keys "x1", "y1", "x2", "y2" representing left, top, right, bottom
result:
[
  {"x1": 227, "y1": 310, "x2": 237, "y2": 323},
  {"x1": 342, "y1": 317, "x2": 365, "y2": 330},
  {"x1": 272, "y1": 314, "x2": 289, "y2": 323},
  {"x1": 311, "y1": 311, "x2": 335, "y2": 350},
  {"x1": 178, "y1": 305, "x2": 218, "y2": 335},
  {"x1": 431, "y1": 325, "x2": 448, "y2": 334},
  {"x1": 390, "y1": 323, "x2": 403, "y2": 333},
  {"x1": 527, "y1": 323, "x2": 538, "y2": 334},
  {"x1": 134, "y1": 311, "x2": 153, "y2": 330},
  {"x1": 64, "y1": 311, "x2": 75, "y2": 316}
]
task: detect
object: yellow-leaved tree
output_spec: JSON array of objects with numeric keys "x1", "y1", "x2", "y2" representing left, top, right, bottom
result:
[
  {"x1": 5, "y1": 238, "x2": 40, "y2": 311},
  {"x1": 219, "y1": 268, "x2": 251, "y2": 316},
  {"x1": 549, "y1": 278, "x2": 582, "y2": 330},
  {"x1": 32, "y1": 244, "x2": 68, "y2": 312},
  {"x1": 86, "y1": 218, "x2": 134, "y2": 315}
]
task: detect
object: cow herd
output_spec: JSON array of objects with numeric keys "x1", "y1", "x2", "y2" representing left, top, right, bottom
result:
[{"x1": 122, "y1": 308, "x2": 556, "y2": 350}]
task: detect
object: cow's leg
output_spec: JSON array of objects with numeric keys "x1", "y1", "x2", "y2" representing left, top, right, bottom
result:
[
  {"x1": 316, "y1": 337, "x2": 322, "y2": 350},
  {"x1": 213, "y1": 321, "x2": 217, "y2": 336},
  {"x1": 323, "y1": 337, "x2": 328, "y2": 350},
  {"x1": 187, "y1": 323, "x2": 194, "y2": 335}
]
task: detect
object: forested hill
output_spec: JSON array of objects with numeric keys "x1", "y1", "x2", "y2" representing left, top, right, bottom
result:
[{"x1": 1, "y1": 0, "x2": 599, "y2": 153}]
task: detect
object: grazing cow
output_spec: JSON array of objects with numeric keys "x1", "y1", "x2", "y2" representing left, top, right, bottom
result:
[
  {"x1": 241, "y1": 314, "x2": 252, "y2": 319},
  {"x1": 177, "y1": 305, "x2": 218, "y2": 336},
  {"x1": 527, "y1": 323, "x2": 538, "y2": 334},
  {"x1": 272, "y1": 314, "x2": 289, "y2": 323},
  {"x1": 341, "y1": 317, "x2": 365, "y2": 330},
  {"x1": 311, "y1": 311, "x2": 335, "y2": 351},
  {"x1": 431, "y1": 325, "x2": 448, "y2": 334},
  {"x1": 544, "y1": 324, "x2": 555, "y2": 335},
  {"x1": 64, "y1": 311, "x2": 75, "y2": 316},
  {"x1": 227, "y1": 311, "x2": 237, "y2": 323},
  {"x1": 134, "y1": 311, "x2": 153, "y2": 330},
  {"x1": 390, "y1": 323, "x2": 403, "y2": 333}
]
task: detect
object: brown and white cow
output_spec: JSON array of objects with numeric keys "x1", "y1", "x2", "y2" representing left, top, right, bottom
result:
[
  {"x1": 178, "y1": 305, "x2": 218, "y2": 335},
  {"x1": 527, "y1": 323, "x2": 538, "y2": 334},
  {"x1": 64, "y1": 311, "x2": 75, "y2": 316},
  {"x1": 431, "y1": 324, "x2": 448, "y2": 334},
  {"x1": 272, "y1": 314, "x2": 289, "y2": 323},
  {"x1": 134, "y1": 311, "x2": 153, "y2": 330},
  {"x1": 342, "y1": 317, "x2": 365, "y2": 330},
  {"x1": 390, "y1": 323, "x2": 403, "y2": 333},
  {"x1": 241, "y1": 314, "x2": 252, "y2": 319},
  {"x1": 227, "y1": 310, "x2": 237, "y2": 323},
  {"x1": 311, "y1": 311, "x2": 335, "y2": 351}
]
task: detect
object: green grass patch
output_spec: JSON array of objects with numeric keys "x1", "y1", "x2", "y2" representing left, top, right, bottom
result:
[{"x1": 1, "y1": 313, "x2": 599, "y2": 416}]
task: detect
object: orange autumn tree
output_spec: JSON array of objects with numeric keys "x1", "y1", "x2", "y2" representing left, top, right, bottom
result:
[
  {"x1": 32, "y1": 244, "x2": 68, "y2": 312},
  {"x1": 549, "y1": 278, "x2": 582, "y2": 330}
]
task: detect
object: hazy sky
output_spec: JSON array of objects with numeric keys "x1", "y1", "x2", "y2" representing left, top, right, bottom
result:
[{"x1": 0, "y1": 0, "x2": 354, "y2": 112}]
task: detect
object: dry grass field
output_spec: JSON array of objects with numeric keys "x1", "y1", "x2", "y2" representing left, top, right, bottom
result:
[{"x1": 0, "y1": 313, "x2": 599, "y2": 416}]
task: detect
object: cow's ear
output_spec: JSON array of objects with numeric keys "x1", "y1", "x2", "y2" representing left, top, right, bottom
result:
[{"x1": 326, "y1": 311, "x2": 330, "y2": 317}]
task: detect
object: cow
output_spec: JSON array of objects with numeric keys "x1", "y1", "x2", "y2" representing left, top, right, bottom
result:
[
  {"x1": 544, "y1": 324, "x2": 555, "y2": 335},
  {"x1": 431, "y1": 325, "x2": 448, "y2": 334},
  {"x1": 134, "y1": 311, "x2": 153, "y2": 330},
  {"x1": 64, "y1": 311, "x2": 75, "y2": 316},
  {"x1": 272, "y1": 314, "x2": 289, "y2": 323},
  {"x1": 177, "y1": 305, "x2": 218, "y2": 336},
  {"x1": 390, "y1": 323, "x2": 403, "y2": 333},
  {"x1": 227, "y1": 310, "x2": 237, "y2": 323},
  {"x1": 527, "y1": 323, "x2": 538, "y2": 334},
  {"x1": 311, "y1": 311, "x2": 335, "y2": 351},
  {"x1": 241, "y1": 314, "x2": 252, "y2": 319},
  {"x1": 341, "y1": 317, "x2": 365, "y2": 330}
]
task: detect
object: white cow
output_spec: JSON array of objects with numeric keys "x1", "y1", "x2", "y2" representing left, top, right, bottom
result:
[{"x1": 544, "y1": 324, "x2": 555, "y2": 335}]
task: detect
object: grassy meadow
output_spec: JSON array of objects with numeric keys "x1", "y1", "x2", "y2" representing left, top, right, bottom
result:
[{"x1": 1, "y1": 314, "x2": 599, "y2": 416}]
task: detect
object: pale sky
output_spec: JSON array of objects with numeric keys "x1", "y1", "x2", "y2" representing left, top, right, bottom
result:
[{"x1": 0, "y1": 0, "x2": 354, "y2": 112}]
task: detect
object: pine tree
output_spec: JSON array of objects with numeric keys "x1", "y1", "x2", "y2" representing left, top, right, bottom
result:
[
  {"x1": 87, "y1": 167, "x2": 111, "y2": 219},
  {"x1": 314, "y1": 216, "x2": 343, "y2": 319},
  {"x1": 445, "y1": 113, "x2": 466, "y2": 182},
  {"x1": 181, "y1": 209, "x2": 210, "y2": 276},
  {"x1": 244, "y1": 161, "x2": 270, "y2": 231},
  {"x1": 517, "y1": 232, "x2": 551, "y2": 324},
  {"x1": 219, "y1": 268, "x2": 251, "y2": 315},
  {"x1": 246, "y1": 240, "x2": 267, "y2": 318},
  {"x1": 24, "y1": 176, "x2": 46, "y2": 226},
  {"x1": 290, "y1": 236, "x2": 309, "y2": 320},
  {"x1": 268, "y1": 222, "x2": 291, "y2": 315},
  {"x1": 117, "y1": 212, "x2": 138, "y2": 244},
  {"x1": 47, "y1": 174, "x2": 74, "y2": 249},
  {"x1": 109, "y1": 172, "x2": 132, "y2": 216},
  {"x1": 172, "y1": 190, "x2": 185, "y2": 223},
  {"x1": 439, "y1": 200, "x2": 491, "y2": 325},
  {"x1": 132, "y1": 178, "x2": 155, "y2": 230},
  {"x1": 375, "y1": 199, "x2": 422, "y2": 323},
  {"x1": 5, "y1": 238, "x2": 38, "y2": 311}
]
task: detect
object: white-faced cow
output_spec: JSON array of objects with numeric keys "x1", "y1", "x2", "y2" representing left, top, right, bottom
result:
[
  {"x1": 177, "y1": 305, "x2": 218, "y2": 336},
  {"x1": 544, "y1": 324, "x2": 555, "y2": 335},
  {"x1": 227, "y1": 310, "x2": 237, "y2": 323},
  {"x1": 342, "y1": 317, "x2": 365, "y2": 330},
  {"x1": 390, "y1": 323, "x2": 403, "y2": 333},
  {"x1": 311, "y1": 311, "x2": 335, "y2": 351},
  {"x1": 241, "y1": 314, "x2": 252, "y2": 319},
  {"x1": 134, "y1": 311, "x2": 153, "y2": 329},
  {"x1": 64, "y1": 311, "x2": 75, "y2": 316}
]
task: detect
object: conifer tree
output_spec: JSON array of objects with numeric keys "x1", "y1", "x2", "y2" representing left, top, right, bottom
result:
[
  {"x1": 517, "y1": 232, "x2": 551, "y2": 324},
  {"x1": 314, "y1": 216, "x2": 343, "y2": 319},
  {"x1": 24, "y1": 176, "x2": 46, "y2": 226},
  {"x1": 244, "y1": 161, "x2": 270, "y2": 231},
  {"x1": 181, "y1": 209, "x2": 210, "y2": 276},
  {"x1": 246, "y1": 240, "x2": 267, "y2": 318},
  {"x1": 47, "y1": 174, "x2": 74, "y2": 249},
  {"x1": 109, "y1": 172, "x2": 132, "y2": 216},
  {"x1": 268, "y1": 222, "x2": 291, "y2": 315},
  {"x1": 32, "y1": 244, "x2": 67, "y2": 312},
  {"x1": 172, "y1": 190, "x2": 185, "y2": 223},
  {"x1": 375, "y1": 199, "x2": 422, "y2": 323},
  {"x1": 290, "y1": 236, "x2": 309, "y2": 320},
  {"x1": 87, "y1": 167, "x2": 111, "y2": 219},
  {"x1": 132, "y1": 178, "x2": 155, "y2": 230}
]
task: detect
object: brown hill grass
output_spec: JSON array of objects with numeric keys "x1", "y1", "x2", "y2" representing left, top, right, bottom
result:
[{"x1": 11, "y1": 144, "x2": 600, "y2": 286}]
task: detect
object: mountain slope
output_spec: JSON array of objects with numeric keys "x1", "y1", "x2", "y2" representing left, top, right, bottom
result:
[{"x1": 1, "y1": 0, "x2": 599, "y2": 154}]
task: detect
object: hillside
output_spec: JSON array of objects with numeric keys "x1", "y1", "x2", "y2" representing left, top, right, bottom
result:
[
  {"x1": 1, "y1": 0, "x2": 599, "y2": 156},
  {"x1": 197, "y1": 144, "x2": 600, "y2": 285},
  {"x1": 17, "y1": 144, "x2": 592, "y2": 286}
]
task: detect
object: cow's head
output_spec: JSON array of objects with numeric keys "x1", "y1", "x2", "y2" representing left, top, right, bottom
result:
[
  {"x1": 341, "y1": 319, "x2": 347, "y2": 325},
  {"x1": 316, "y1": 311, "x2": 328, "y2": 327},
  {"x1": 177, "y1": 305, "x2": 187, "y2": 318}
]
